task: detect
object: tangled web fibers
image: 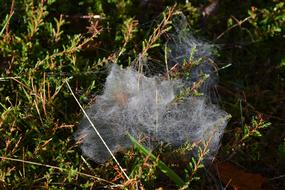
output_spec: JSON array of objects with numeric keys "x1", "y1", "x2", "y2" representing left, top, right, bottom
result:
[
  {"x1": 166, "y1": 13, "x2": 218, "y2": 95},
  {"x1": 75, "y1": 64, "x2": 230, "y2": 163}
]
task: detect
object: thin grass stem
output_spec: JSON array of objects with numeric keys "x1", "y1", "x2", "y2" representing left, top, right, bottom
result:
[{"x1": 65, "y1": 79, "x2": 130, "y2": 180}]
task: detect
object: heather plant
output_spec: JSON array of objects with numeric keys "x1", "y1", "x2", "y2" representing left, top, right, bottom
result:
[
  {"x1": 74, "y1": 7, "x2": 231, "y2": 188},
  {"x1": 0, "y1": 0, "x2": 105, "y2": 188},
  {"x1": 0, "y1": 0, "x2": 284, "y2": 189}
]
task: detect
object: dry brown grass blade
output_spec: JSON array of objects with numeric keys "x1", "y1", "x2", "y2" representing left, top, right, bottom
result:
[{"x1": 0, "y1": 156, "x2": 120, "y2": 187}]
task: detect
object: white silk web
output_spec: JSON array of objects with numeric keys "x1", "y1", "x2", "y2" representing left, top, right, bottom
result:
[{"x1": 75, "y1": 13, "x2": 230, "y2": 163}]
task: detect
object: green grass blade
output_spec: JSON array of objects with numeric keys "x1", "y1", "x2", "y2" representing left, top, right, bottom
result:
[
  {"x1": 128, "y1": 134, "x2": 186, "y2": 187},
  {"x1": 0, "y1": 15, "x2": 10, "y2": 37}
]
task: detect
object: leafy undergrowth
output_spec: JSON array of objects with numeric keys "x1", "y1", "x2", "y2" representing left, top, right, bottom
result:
[{"x1": 1, "y1": 0, "x2": 285, "y2": 189}]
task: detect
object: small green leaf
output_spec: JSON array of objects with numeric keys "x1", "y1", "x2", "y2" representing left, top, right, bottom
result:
[
  {"x1": 253, "y1": 131, "x2": 262, "y2": 137},
  {"x1": 151, "y1": 43, "x2": 160, "y2": 48}
]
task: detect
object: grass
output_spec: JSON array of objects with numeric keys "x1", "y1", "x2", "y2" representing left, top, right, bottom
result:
[
  {"x1": 1, "y1": 0, "x2": 285, "y2": 189},
  {"x1": 128, "y1": 134, "x2": 186, "y2": 188}
]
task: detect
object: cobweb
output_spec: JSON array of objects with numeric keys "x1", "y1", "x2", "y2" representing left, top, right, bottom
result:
[
  {"x1": 166, "y1": 13, "x2": 218, "y2": 96},
  {"x1": 75, "y1": 64, "x2": 230, "y2": 163},
  {"x1": 74, "y1": 13, "x2": 230, "y2": 163}
]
